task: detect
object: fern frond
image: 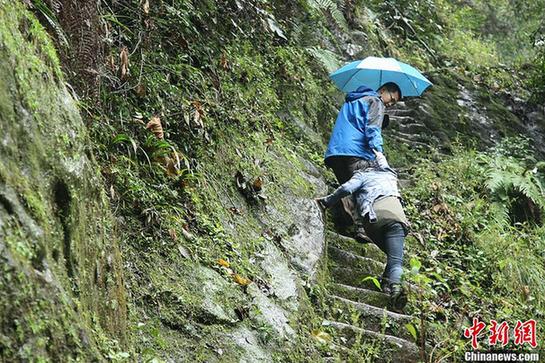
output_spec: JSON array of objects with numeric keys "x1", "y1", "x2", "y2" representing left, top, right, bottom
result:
[
  {"x1": 330, "y1": 7, "x2": 348, "y2": 30},
  {"x1": 484, "y1": 169, "x2": 508, "y2": 193},
  {"x1": 484, "y1": 151, "x2": 545, "y2": 223},
  {"x1": 306, "y1": 47, "x2": 341, "y2": 73},
  {"x1": 32, "y1": 0, "x2": 69, "y2": 47},
  {"x1": 307, "y1": 0, "x2": 348, "y2": 30},
  {"x1": 489, "y1": 202, "x2": 510, "y2": 225}
]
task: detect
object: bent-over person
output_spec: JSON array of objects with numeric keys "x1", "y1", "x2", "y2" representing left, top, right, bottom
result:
[{"x1": 317, "y1": 151, "x2": 409, "y2": 312}]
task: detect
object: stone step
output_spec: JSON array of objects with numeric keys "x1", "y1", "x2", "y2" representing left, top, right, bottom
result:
[
  {"x1": 390, "y1": 135, "x2": 431, "y2": 149},
  {"x1": 329, "y1": 283, "x2": 390, "y2": 308},
  {"x1": 397, "y1": 122, "x2": 429, "y2": 133},
  {"x1": 328, "y1": 245, "x2": 385, "y2": 275},
  {"x1": 390, "y1": 109, "x2": 416, "y2": 118},
  {"x1": 331, "y1": 266, "x2": 382, "y2": 290},
  {"x1": 327, "y1": 295, "x2": 414, "y2": 342},
  {"x1": 323, "y1": 320, "x2": 420, "y2": 363},
  {"x1": 331, "y1": 266, "x2": 424, "y2": 295},
  {"x1": 321, "y1": 341, "x2": 351, "y2": 362},
  {"x1": 326, "y1": 231, "x2": 385, "y2": 263},
  {"x1": 389, "y1": 130, "x2": 429, "y2": 143},
  {"x1": 388, "y1": 114, "x2": 414, "y2": 122},
  {"x1": 387, "y1": 102, "x2": 416, "y2": 116}
]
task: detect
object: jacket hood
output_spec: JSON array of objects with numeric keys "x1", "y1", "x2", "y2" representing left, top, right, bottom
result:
[{"x1": 345, "y1": 85, "x2": 379, "y2": 102}]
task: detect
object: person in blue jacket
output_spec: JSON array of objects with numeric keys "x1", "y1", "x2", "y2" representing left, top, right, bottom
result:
[
  {"x1": 325, "y1": 82, "x2": 401, "y2": 182},
  {"x1": 324, "y1": 82, "x2": 401, "y2": 242}
]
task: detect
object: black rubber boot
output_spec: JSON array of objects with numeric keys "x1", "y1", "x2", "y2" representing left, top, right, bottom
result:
[
  {"x1": 315, "y1": 198, "x2": 327, "y2": 213},
  {"x1": 355, "y1": 225, "x2": 372, "y2": 244},
  {"x1": 380, "y1": 277, "x2": 392, "y2": 294},
  {"x1": 389, "y1": 283, "x2": 408, "y2": 313}
]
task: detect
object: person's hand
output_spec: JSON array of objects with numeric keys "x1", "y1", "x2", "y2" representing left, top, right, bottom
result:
[
  {"x1": 372, "y1": 149, "x2": 389, "y2": 168},
  {"x1": 372, "y1": 149, "x2": 384, "y2": 157},
  {"x1": 315, "y1": 198, "x2": 327, "y2": 223},
  {"x1": 315, "y1": 198, "x2": 327, "y2": 213},
  {"x1": 373, "y1": 149, "x2": 385, "y2": 162}
]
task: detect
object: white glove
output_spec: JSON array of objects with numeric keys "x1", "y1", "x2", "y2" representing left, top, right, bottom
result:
[{"x1": 373, "y1": 150, "x2": 390, "y2": 169}]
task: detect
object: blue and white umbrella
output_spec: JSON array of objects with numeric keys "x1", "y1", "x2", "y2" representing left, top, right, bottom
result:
[{"x1": 330, "y1": 56, "x2": 432, "y2": 96}]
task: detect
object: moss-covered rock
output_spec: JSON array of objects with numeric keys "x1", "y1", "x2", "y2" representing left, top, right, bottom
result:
[
  {"x1": 0, "y1": 2, "x2": 126, "y2": 360},
  {"x1": 4, "y1": 0, "x2": 545, "y2": 361}
]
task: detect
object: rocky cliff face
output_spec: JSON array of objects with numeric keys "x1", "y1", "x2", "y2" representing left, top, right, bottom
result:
[
  {"x1": 2, "y1": 0, "x2": 544, "y2": 361},
  {"x1": 0, "y1": 5, "x2": 330, "y2": 360},
  {"x1": 0, "y1": 2, "x2": 126, "y2": 360}
]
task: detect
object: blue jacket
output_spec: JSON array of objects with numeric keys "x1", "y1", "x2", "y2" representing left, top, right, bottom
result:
[{"x1": 324, "y1": 86, "x2": 385, "y2": 161}]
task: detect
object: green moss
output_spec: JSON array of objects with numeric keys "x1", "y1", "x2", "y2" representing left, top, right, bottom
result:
[
  {"x1": 3, "y1": 0, "x2": 539, "y2": 360},
  {"x1": 0, "y1": 2, "x2": 127, "y2": 361}
]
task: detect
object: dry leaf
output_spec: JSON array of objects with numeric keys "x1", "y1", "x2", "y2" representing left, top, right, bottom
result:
[
  {"x1": 135, "y1": 83, "x2": 146, "y2": 97},
  {"x1": 142, "y1": 0, "x2": 150, "y2": 14},
  {"x1": 191, "y1": 100, "x2": 204, "y2": 128},
  {"x1": 233, "y1": 274, "x2": 251, "y2": 286},
  {"x1": 165, "y1": 156, "x2": 180, "y2": 177},
  {"x1": 181, "y1": 227, "x2": 194, "y2": 240},
  {"x1": 522, "y1": 285, "x2": 530, "y2": 299},
  {"x1": 168, "y1": 228, "x2": 177, "y2": 240},
  {"x1": 108, "y1": 53, "x2": 116, "y2": 72},
  {"x1": 311, "y1": 329, "x2": 332, "y2": 344},
  {"x1": 220, "y1": 52, "x2": 230, "y2": 70},
  {"x1": 119, "y1": 46, "x2": 129, "y2": 80},
  {"x1": 218, "y1": 259, "x2": 230, "y2": 268},
  {"x1": 432, "y1": 203, "x2": 449, "y2": 213},
  {"x1": 252, "y1": 177, "x2": 263, "y2": 191},
  {"x1": 178, "y1": 245, "x2": 191, "y2": 259},
  {"x1": 163, "y1": 150, "x2": 181, "y2": 177},
  {"x1": 146, "y1": 116, "x2": 164, "y2": 139}
]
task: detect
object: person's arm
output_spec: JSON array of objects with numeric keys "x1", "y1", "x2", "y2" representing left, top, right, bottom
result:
[
  {"x1": 363, "y1": 97, "x2": 385, "y2": 153},
  {"x1": 317, "y1": 173, "x2": 363, "y2": 208},
  {"x1": 373, "y1": 149, "x2": 390, "y2": 169}
]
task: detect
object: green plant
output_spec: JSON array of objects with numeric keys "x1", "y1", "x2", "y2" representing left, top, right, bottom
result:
[
  {"x1": 306, "y1": 47, "x2": 341, "y2": 74},
  {"x1": 530, "y1": 25, "x2": 545, "y2": 103},
  {"x1": 481, "y1": 140, "x2": 545, "y2": 225},
  {"x1": 30, "y1": 0, "x2": 68, "y2": 46},
  {"x1": 307, "y1": 0, "x2": 348, "y2": 30}
]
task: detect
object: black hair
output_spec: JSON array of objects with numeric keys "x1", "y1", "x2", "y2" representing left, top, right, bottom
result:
[{"x1": 380, "y1": 82, "x2": 402, "y2": 99}]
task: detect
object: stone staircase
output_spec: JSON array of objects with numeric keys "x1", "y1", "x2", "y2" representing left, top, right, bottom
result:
[
  {"x1": 321, "y1": 230, "x2": 422, "y2": 362},
  {"x1": 386, "y1": 102, "x2": 439, "y2": 151}
]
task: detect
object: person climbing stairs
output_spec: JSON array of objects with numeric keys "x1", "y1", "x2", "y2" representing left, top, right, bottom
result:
[{"x1": 320, "y1": 231, "x2": 422, "y2": 362}]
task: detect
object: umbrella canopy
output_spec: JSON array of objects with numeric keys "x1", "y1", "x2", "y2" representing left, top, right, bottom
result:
[{"x1": 330, "y1": 57, "x2": 432, "y2": 97}]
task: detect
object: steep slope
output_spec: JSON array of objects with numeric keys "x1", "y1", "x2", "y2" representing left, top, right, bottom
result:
[
  {"x1": 0, "y1": 2, "x2": 126, "y2": 360},
  {"x1": 2, "y1": 0, "x2": 544, "y2": 361}
]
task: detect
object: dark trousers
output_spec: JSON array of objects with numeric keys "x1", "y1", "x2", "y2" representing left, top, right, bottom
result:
[
  {"x1": 325, "y1": 156, "x2": 373, "y2": 184},
  {"x1": 325, "y1": 156, "x2": 373, "y2": 232},
  {"x1": 366, "y1": 221, "x2": 405, "y2": 284}
]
